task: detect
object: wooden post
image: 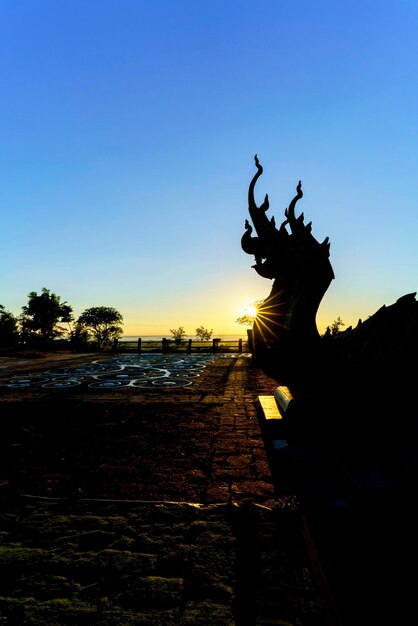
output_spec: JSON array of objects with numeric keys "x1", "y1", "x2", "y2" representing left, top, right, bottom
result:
[
  {"x1": 238, "y1": 338, "x2": 242, "y2": 353},
  {"x1": 137, "y1": 338, "x2": 142, "y2": 354},
  {"x1": 187, "y1": 339, "x2": 192, "y2": 353},
  {"x1": 112, "y1": 338, "x2": 118, "y2": 352},
  {"x1": 247, "y1": 329, "x2": 254, "y2": 355},
  {"x1": 162, "y1": 338, "x2": 168, "y2": 353}
]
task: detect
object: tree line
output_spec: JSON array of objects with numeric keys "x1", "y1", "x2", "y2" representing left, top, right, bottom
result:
[
  {"x1": 0, "y1": 289, "x2": 217, "y2": 353},
  {"x1": 169, "y1": 326, "x2": 213, "y2": 345},
  {"x1": 0, "y1": 288, "x2": 123, "y2": 352}
]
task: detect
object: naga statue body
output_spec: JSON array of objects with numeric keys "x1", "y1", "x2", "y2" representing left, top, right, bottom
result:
[{"x1": 241, "y1": 155, "x2": 334, "y2": 366}]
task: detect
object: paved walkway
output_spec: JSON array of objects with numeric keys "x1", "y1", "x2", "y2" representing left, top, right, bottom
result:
[{"x1": 0, "y1": 353, "x2": 338, "y2": 625}]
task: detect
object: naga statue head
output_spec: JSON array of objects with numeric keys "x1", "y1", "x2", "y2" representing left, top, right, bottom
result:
[{"x1": 241, "y1": 155, "x2": 334, "y2": 365}]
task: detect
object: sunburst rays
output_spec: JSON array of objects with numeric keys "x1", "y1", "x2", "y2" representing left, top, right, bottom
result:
[{"x1": 252, "y1": 293, "x2": 290, "y2": 344}]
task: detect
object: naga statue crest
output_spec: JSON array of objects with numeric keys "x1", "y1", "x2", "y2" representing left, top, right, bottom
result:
[{"x1": 242, "y1": 155, "x2": 334, "y2": 362}]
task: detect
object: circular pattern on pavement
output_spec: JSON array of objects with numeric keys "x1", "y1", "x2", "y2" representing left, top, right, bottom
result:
[{"x1": 0, "y1": 354, "x2": 218, "y2": 390}]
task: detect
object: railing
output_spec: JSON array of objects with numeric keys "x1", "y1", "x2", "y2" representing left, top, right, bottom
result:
[{"x1": 112, "y1": 338, "x2": 248, "y2": 354}]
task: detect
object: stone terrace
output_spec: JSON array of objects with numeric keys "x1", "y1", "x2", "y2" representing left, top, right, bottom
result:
[{"x1": 0, "y1": 353, "x2": 337, "y2": 625}]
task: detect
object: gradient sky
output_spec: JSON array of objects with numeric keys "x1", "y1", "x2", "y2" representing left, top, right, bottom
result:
[{"x1": 1, "y1": 0, "x2": 417, "y2": 336}]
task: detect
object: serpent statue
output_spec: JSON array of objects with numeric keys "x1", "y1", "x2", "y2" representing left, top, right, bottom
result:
[{"x1": 241, "y1": 155, "x2": 335, "y2": 367}]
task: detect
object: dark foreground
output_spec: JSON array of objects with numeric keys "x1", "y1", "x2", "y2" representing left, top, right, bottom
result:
[
  {"x1": 0, "y1": 353, "x2": 333, "y2": 626},
  {"x1": 0, "y1": 351, "x2": 416, "y2": 625}
]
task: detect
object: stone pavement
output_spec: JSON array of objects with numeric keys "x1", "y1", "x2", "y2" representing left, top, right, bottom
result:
[{"x1": 0, "y1": 353, "x2": 339, "y2": 625}]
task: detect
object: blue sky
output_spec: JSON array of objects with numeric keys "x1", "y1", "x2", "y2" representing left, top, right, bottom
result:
[{"x1": 1, "y1": 0, "x2": 417, "y2": 335}]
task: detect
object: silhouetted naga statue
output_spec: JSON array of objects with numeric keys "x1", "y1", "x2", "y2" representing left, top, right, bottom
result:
[{"x1": 242, "y1": 155, "x2": 334, "y2": 364}]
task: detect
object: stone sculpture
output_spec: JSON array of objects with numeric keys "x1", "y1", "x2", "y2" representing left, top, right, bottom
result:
[{"x1": 242, "y1": 155, "x2": 335, "y2": 365}]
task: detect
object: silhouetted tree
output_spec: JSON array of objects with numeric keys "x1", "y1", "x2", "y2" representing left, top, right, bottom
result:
[
  {"x1": 69, "y1": 321, "x2": 91, "y2": 351},
  {"x1": 0, "y1": 305, "x2": 20, "y2": 350},
  {"x1": 195, "y1": 326, "x2": 213, "y2": 341},
  {"x1": 77, "y1": 306, "x2": 123, "y2": 349},
  {"x1": 170, "y1": 326, "x2": 186, "y2": 345},
  {"x1": 235, "y1": 313, "x2": 255, "y2": 327},
  {"x1": 329, "y1": 316, "x2": 345, "y2": 336},
  {"x1": 20, "y1": 288, "x2": 73, "y2": 346}
]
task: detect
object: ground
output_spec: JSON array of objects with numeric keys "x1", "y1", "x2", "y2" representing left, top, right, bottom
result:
[{"x1": 0, "y1": 352, "x2": 335, "y2": 626}]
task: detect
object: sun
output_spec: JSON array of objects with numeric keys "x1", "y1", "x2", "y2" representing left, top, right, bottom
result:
[
  {"x1": 245, "y1": 305, "x2": 258, "y2": 318},
  {"x1": 237, "y1": 303, "x2": 258, "y2": 318}
]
